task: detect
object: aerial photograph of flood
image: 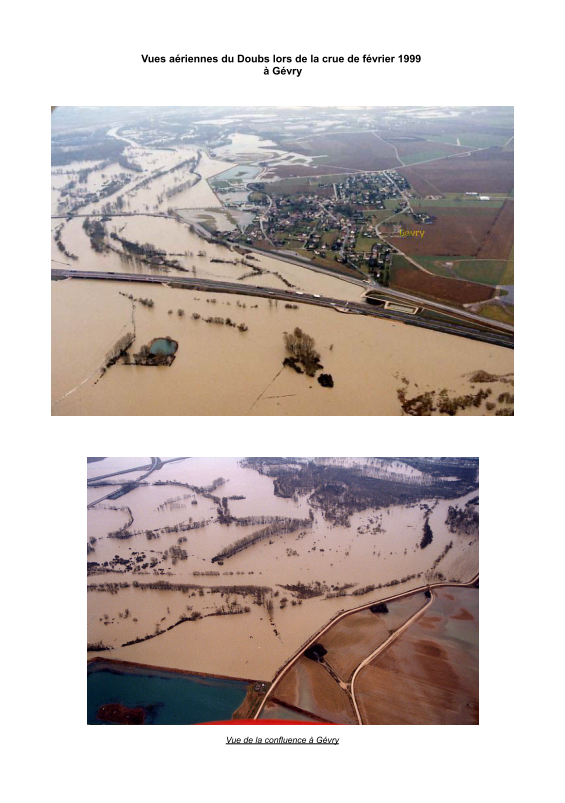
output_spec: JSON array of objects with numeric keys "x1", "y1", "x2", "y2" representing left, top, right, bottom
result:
[
  {"x1": 87, "y1": 457, "x2": 479, "y2": 724},
  {"x1": 53, "y1": 106, "x2": 513, "y2": 415}
]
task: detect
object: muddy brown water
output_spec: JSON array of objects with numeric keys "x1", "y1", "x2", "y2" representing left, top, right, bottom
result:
[{"x1": 54, "y1": 279, "x2": 513, "y2": 416}]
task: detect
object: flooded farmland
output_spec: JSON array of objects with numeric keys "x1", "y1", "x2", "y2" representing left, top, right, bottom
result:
[
  {"x1": 53, "y1": 108, "x2": 513, "y2": 415},
  {"x1": 87, "y1": 458, "x2": 478, "y2": 683},
  {"x1": 54, "y1": 277, "x2": 513, "y2": 415}
]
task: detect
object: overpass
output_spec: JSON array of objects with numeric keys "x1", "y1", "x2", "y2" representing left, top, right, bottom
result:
[
  {"x1": 52, "y1": 213, "x2": 514, "y2": 337},
  {"x1": 52, "y1": 268, "x2": 513, "y2": 349},
  {"x1": 87, "y1": 457, "x2": 189, "y2": 508}
]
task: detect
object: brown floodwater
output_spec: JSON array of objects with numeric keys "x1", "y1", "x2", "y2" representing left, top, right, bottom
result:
[
  {"x1": 54, "y1": 278, "x2": 513, "y2": 416},
  {"x1": 53, "y1": 213, "x2": 368, "y2": 298}
]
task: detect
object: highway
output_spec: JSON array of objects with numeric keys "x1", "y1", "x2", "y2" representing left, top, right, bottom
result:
[
  {"x1": 52, "y1": 268, "x2": 513, "y2": 349},
  {"x1": 87, "y1": 459, "x2": 155, "y2": 485},
  {"x1": 87, "y1": 457, "x2": 189, "y2": 508},
  {"x1": 217, "y1": 241, "x2": 513, "y2": 333},
  {"x1": 52, "y1": 212, "x2": 513, "y2": 336},
  {"x1": 87, "y1": 456, "x2": 189, "y2": 485}
]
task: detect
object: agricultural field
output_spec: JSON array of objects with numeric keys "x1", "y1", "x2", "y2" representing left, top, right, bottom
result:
[
  {"x1": 273, "y1": 654, "x2": 358, "y2": 724},
  {"x1": 414, "y1": 256, "x2": 512, "y2": 287},
  {"x1": 390, "y1": 263, "x2": 495, "y2": 304},
  {"x1": 319, "y1": 595, "x2": 426, "y2": 683},
  {"x1": 400, "y1": 148, "x2": 514, "y2": 195},
  {"x1": 379, "y1": 107, "x2": 513, "y2": 142},
  {"x1": 426, "y1": 133, "x2": 510, "y2": 149},
  {"x1": 356, "y1": 587, "x2": 479, "y2": 725},
  {"x1": 278, "y1": 132, "x2": 402, "y2": 171},
  {"x1": 475, "y1": 199, "x2": 514, "y2": 259},
  {"x1": 379, "y1": 137, "x2": 473, "y2": 165},
  {"x1": 477, "y1": 304, "x2": 514, "y2": 325},
  {"x1": 262, "y1": 163, "x2": 352, "y2": 180},
  {"x1": 365, "y1": 209, "x2": 398, "y2": 224},
  {"x1": 411, "y1": 197, "x2": 507, "y2": 209},
  {"x1": 382, "y1": 206, "x2": 505, "y2": 257},
  {"x1": 266, "y1": 174, "x2": 347, "y2": 196}
]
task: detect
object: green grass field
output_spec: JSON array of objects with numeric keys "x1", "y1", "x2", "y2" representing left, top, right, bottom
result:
[
  {"x1": 320, "y1": 230, "x2": 340, "y2": 248},
  {"x1": 423, "y1": 134, "x2": 509, "y2": 149},
  {"x1": 355, "y1": 235, "x2": 380, "y2": 253},
  {"x1": 408, "y1": 255, "x2": 454, "y2": 278},
  {"x1": 410, "y1": 197, "x2": 505, "y2": 209},
  {"x1": 392, "y1": 253, "x2": 415, "y2": 270},
  {"x1": 408, "y1": 254, "x2": 513, "y2": 286},
  {"x1": 442, "y1": 192, "x2": 509, "y2": 200},
  {"x1": 499, "y1": 248, "x2": 514, "y2": 285},
  {"x1": 456, "y1": 133, "x2": 510, "y2": 148},
  {"x1": 364, "y1": 209, "x2": 396, "y2": 224},
  {"x1": 284, "y1": 238, "x2": 307, "y2": 250},
  {"x1": 450, "y1": 259, "x2": 509, "y2": 286},
  {"x1": 401, "y1": 149, "x2": 463, "y2": 165},
  {"x1": 478, "y1": 304, "x2": 514, "y2": 325}
]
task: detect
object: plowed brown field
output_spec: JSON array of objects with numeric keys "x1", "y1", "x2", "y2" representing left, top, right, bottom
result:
[
  {"x1": 356, "y1": 587, "x2": 478, "y2": 725},
  {"x1": 389, "y1": 139, "x2": 472, "y2": 159},
  {"x1": 274, "y1": 655, "x2": 357, "y2": 725},
  {"x1": 321, "y1": 595, "x2": 426, "y2": 682},
  {"x1": 386, "y1": 208, "x2": 500, "y2": 256},
  {"x1": 281, "y1": 132, "x2": 402, "y2": 171},
  {"x1": 401, "y1": 148, "x2": 513, "y2": 195},
  {"x1": 391, "y1": 265, "x2": 495, "y2": 304},
  {"x1": 476, "y1": 199, "x2": 514, "y2": 259}
]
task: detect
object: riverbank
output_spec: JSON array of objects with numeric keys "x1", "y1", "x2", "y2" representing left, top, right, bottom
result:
[{"x1": 87, "y1": 656, "x2": 259, "y2": 684}]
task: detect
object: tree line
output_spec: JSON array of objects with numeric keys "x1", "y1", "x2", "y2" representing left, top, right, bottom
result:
[{"x1": 211, "y1": 516, "x2": 313, "y2": 563}]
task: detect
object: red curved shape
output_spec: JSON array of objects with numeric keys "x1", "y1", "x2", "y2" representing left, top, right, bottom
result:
[{"x1": 198, "y1": 719, "x2": 333, "y2": 725}]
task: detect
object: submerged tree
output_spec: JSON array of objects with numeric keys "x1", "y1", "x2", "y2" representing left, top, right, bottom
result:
[
  {"x1": 283, "y1": 327, "x2": 322, "y2": 377},
  {"x1": 420, "y1": 519, "x2": 433, "y2": 549}
]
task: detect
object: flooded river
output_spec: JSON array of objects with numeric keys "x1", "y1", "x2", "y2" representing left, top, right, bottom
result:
[
  {"x1": 87, "y1": 458, "x2": 479, "y2": 679},
  {"x1": 54, "y1": 278, "x2": 513, "y2": 416}
]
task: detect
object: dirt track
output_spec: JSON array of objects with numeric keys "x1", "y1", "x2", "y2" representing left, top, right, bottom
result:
[
  {"x1": 476, "y1": 199, "x2": 514, "y2": 259},
  {"x1": 349, "y1": 593, "x2": 434, "y2": 724},
  {"x1": 254, "y1": 575, "x2": 479, "y2": 721}
]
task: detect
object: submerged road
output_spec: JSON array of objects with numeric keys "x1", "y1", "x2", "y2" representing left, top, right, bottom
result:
[
  {"x1": 52, "y1": 269, "x2": 513, "y2": 349},
  {"x1": 254, "y1": 574, "x2": 479, "y2": 722},
  {"x1": 52, "y1": 213, "x2": 513, "y2": 335}
]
